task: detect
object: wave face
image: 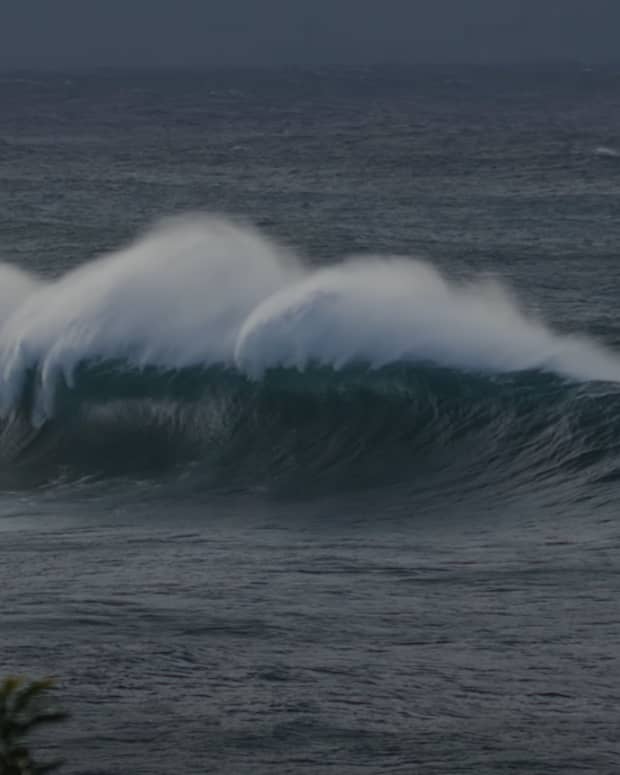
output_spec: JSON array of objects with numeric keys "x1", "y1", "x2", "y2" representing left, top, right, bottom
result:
[{"x1": 2, "y1": 215, "x2": 620, "y2": 493}]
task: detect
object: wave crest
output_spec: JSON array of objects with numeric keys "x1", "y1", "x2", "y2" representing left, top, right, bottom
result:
[{"x1": 1, "y1": 214, "x2": 620, "y2": 429}]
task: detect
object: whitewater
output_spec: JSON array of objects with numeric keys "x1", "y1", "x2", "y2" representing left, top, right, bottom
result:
[{"x1": 2, "y1": 214, "x2": 620, "y2": 430}]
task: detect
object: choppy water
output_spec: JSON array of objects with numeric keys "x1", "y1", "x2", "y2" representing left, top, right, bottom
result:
[{"x1": 1, "y1": 66, "x2": 620, "y2": 774}]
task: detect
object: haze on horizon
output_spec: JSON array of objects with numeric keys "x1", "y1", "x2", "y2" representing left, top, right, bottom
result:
[{"x1": 1, "y1": 0, "x2": 618, "y2": 70}]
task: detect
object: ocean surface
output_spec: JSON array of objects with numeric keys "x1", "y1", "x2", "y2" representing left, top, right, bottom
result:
[{"x1": 1, "y1": 65, "x2": 620, "y2": 773}]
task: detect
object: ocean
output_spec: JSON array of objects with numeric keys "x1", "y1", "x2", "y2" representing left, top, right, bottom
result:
[{"x1": 1, "y1": 65, "x2": 620, "y2": 773}]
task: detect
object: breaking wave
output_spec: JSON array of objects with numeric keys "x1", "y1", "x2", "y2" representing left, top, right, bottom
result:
[{"x1": 1, "y1": 215, "x2": 620, "y2": 491}]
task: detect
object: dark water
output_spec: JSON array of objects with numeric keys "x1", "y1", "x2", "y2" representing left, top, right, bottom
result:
[{"x1": 1, "y1": 66, "x2": 620, "y2": 773}]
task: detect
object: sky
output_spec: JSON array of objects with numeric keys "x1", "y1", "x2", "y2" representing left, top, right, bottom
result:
[{"x1": 1, "y1": 0, "x2": 619, "y2": 69}]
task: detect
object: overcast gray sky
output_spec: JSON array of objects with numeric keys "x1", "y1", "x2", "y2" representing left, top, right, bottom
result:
[{"x1": 1, "y1": 0, "x2": 618, "y2": 69}]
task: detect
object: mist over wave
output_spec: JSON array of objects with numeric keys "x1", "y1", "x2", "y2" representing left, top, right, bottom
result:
[
  {"x1": 1, "y1": 214, "x2": 620, "y2": 489},
  {"x1": 0, "y1": 263, "x2": 41, "y2": 329}
]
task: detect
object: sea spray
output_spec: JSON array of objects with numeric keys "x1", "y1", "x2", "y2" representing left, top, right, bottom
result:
[{"x1": 1, "y1": 214, "x2": 620, "y2": 427}]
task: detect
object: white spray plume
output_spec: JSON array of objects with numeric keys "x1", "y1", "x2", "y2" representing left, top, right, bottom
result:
[{"x1": 1, "y1": 214, "x2": 619, "y2": 423}]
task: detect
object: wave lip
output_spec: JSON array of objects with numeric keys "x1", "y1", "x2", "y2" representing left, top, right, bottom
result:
[
  {"x1": 2, "y1": 214, "x2": 620, "y2": 430},
  {"x1": 235, "y1": 257, "x2": 620, "y2": 382},
  {"x1": 0, "y1": 216, "x2": 300, "y2": 424}
]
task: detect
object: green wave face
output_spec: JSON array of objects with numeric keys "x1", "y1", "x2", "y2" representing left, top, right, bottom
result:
[{"x1": 2, "y1": 360, "x2": 619, "y2": 497}]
